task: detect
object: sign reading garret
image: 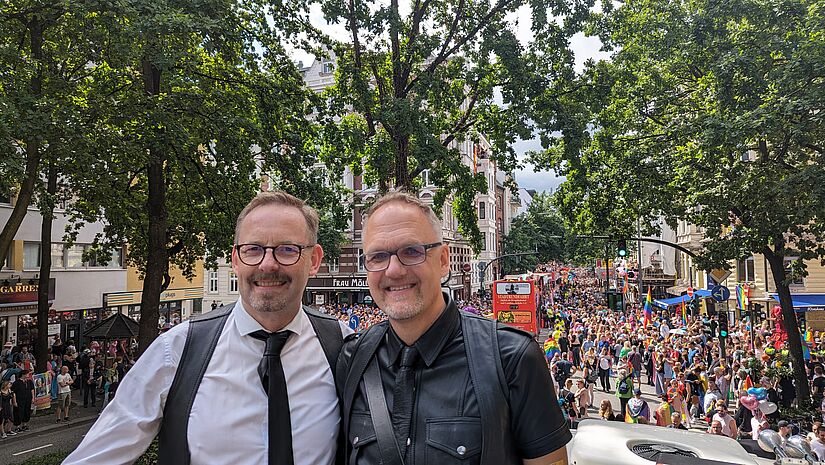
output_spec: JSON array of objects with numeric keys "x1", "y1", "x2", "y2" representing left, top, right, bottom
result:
[
  {"x1": 307, "y1": 277, "x2": 369, "y2": 290},
  {"x1": 0, "y1": 279, "x2": 56, "y2": 308}
]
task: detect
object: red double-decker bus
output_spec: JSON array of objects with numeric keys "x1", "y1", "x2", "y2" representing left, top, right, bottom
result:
[{"x1": 492, "y1": 279, "x2": 538, "y2": 335}]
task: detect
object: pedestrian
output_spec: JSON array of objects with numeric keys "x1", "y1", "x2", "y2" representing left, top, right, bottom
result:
[
  {"x1": 625, "y1": 388, "x2": 650, "y2": 424},
  {"x1": 575, "y1": 378, "x2": 591, "y2": 418},
  {"x1": 55, "y1": 365, "x2": 73, "y2": 422},
  {"x1": 65, "y1": 190, "x2": 351, "y2": 465},
  {"x1": 10, "y1": 370, "x2": 34, "y2": 432},
  {"x1": 616, "y1": 368, "x2": 634, "y2": 419},
  {"x1": 812, "y1": 427, "x2": 825, "y2": 461},
  {"x1": 711, "y1": 400, "x2": 737, "y2": 439},
  {"x1": 598, "y1": 399, "x2": 618, "y2": 421},
  {"x1": 598, "y1": 347, "x2": 612, "y2": 392},
  {"x1": 338, "y1": 191, "x2": 570, "y2": 465},
  {"x1": 668, "y1": 411, "x2": 687, "y2": 430},
  {"x1": 0, "y1": 381, "x2": 16, "y2": 438}
]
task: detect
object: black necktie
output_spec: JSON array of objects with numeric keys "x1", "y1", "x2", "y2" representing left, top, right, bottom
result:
[
  {"x1": 251, "y1": 330, "x2": 294, "y2": 465},
  {"x1": 392, "y1": 345, "x2": 419, "y2": 458}
]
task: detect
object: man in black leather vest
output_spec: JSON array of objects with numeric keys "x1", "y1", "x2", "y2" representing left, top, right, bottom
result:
[{"x1": 338, "y1": 191, "x2": 570, "y2": 465}]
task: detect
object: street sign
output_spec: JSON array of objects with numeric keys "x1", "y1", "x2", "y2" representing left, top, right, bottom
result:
[
  {"x1": 348, "y1": 314, "x2": 360, "y2": 330},
  {"x1": 686, "y1": 287, "x2": 694, "y2": 298},
  {"x1": 477, "y1": 261, "x2": 487, "y2": 271},
  {"x1": 709, "y1": 268, "x2": 732, "y2": 284},
  {"x1": 711, "y1": 285, "x2": 730, "y2": 302},
  {"x1": 462, "y1": 263, "x2": 472, "y2": 273}
]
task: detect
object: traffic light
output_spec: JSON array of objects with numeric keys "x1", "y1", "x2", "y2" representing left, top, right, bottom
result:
[
  {"x1": 718, "y1": 312, "x2": 729, "y2": 338},
  {"x1": 688, "y1": 297, "x2": 699, "y2": 313},
  {"x1": 617, "y1": 239, "x2": 628, "y2": 257}
]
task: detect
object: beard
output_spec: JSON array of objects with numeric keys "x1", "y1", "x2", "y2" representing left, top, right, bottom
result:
[
  {"x1": 378, "y1": 288, "x2": 426, "y2": 321},
  {"x1": 245, "y1": 272, "x2": 294, "y2": 314}
]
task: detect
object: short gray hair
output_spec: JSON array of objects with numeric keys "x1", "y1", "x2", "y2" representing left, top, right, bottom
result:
[
  {"x1": 235, "y1": 191, "x2": 319, "y2": 244},
  {"x1": 364, "y1": 190, "x2": 442, "y2": 241}
]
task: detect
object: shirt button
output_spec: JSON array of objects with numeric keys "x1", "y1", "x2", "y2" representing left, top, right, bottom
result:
[
  {"x1": 353, "y1": 437, "x2": 359, "y2": 445},
  {"x1": 457, "y1": 445, "x2": 466, "y2": 455}
]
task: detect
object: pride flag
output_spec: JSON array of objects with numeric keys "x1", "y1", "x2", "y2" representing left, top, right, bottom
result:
[
  {"x1": 806, "y1": 329, "x2": 814, "y2": 344},
  {"x1": 681, "y1": 299, "x2": 688, "y2": 327},
  {"x1": 643, "y1": 288, "x2": 653, "y2": 326},
  {"x1": 741, "y1": 375, "x2": 754, "y2": 392},
  {"x1": 544, "y1": 337, "x2": 560, "y2": 359},
  {"x1": 736, "y1": 284, "x2": 749, "y2": 310}
]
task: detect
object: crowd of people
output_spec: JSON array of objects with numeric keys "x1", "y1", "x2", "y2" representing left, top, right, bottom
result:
[
  {"x1": 537, "y1": 263, "x2": 825, "y2": 458},
  {"x1": 0, "y1": 335, "x2": 133, "y2": 438}
]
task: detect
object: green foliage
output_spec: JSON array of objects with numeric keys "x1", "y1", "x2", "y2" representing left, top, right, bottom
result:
[
  {"x1": 318, "y1": 0, "x2": 594, "y2": 252},
  {"x1": 536, "y1": 0, "x2": 825, "y2": 402},
  {"x1": 500, "y1": 192, "x2": 602, "y2": 273},
  {"x1": 12, "y1": 451, "x2": 69, "y2": 465}
]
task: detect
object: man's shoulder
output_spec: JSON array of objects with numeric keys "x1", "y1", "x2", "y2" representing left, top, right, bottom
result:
[{"x1": 340, "y1": 321, "x2": 389, "y2": 361}]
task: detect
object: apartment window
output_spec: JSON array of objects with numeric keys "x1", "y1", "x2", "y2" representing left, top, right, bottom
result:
[
  {"x1": 784, "y1": 257, "x2": 805, "y2": 286},
  {"x1": 357, "y1": 248, "x2": 365, "y2": 272},
  {"x1": 736, "y1": 256, "x2": 755, "y2": 282},
  {"x1": 24, "y1": 242, "x2": 40, "y2": 269},
  {"x1": 208, "y1": 271, "x2": 219, "y2": 293},
  {"x1": 323, "y1": 62, "x2": 334, "y2": 74},
  {"x1": 51, "y1": 243, "x2": 65, "y2": 268},
  {"x1": 108, "y1": 248, "x2": 123, "y2": 268},
  {"x1": 66, "y1": 244, "x2": 85, "y2": 268},
  {"x1": 479, "y1": 202, "x2": 486, "y2": 219},
  {"x1": 2, "y1": 247, "x2": 11, "y2": 270},
  {"x1": 229, "y1": 271, "x2": 238, "y2": 293},
  {"x1": 421, "y1": 169, "x2": 431, "y2": 186},
  {"x1": 328, "y1": 258, "x2": 339, "y2": 273}
]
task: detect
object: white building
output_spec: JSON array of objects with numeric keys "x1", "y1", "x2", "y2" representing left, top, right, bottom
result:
[{"x1": 0, "y1": 194, "x2": 127, "y2": 346}]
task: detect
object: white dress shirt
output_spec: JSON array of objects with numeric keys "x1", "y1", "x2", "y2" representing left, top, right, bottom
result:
[{"x1": 64, "y1": 301, "x2": 351, "y2": 465}]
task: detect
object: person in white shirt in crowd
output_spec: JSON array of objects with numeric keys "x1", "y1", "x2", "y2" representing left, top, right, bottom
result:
[
  {"x1": 65, "y1": 191, "x2": 351, "y2": 465},
  {"x1": 55, "y1": 366, "x2": 73, "y2": 422},
  {"x1": 811, "y1": 427, "x2": 825, "y2": 461}
]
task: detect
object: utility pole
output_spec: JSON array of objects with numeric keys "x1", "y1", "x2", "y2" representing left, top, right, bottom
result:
[{"x1": 637, "y1": 218, "x2": 643, "y2": 303}]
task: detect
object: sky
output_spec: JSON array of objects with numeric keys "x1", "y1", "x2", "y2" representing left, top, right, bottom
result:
[{"x1": 292, "y1": 3, "x2": 611, "y2": 193}]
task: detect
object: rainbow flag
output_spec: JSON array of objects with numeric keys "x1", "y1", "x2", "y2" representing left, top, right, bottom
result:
[
  {"x1": 681, "y1": 299, "x2": 688, "y2": 327},
  {"x1": 544, "y1": 337, "x2": 560, "y2": 359},
  {"x1": 741, "y1": 375, "x2": 754, "y2": 392},
  {"x1": 643, "y1": 288, "x2": 653, "y2": 326},
  {"x1": 806, "y1": 329, "x2": 814, "y2": 344},
  {"x1": 736, "y1": 284, "x2": 749, "y2": 310}
]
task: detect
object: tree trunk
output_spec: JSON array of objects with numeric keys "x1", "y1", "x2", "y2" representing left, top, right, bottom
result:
[
  {"x1": 35, "y1": 162, "x2": 57, "y2": 373},
  {"x1": 137, "y1": 56, "x2": 168, "y2": 356},
  {"x1": 764, "y1": 245, "x2": 811, "y2": 403},
  {"x1": 395, "y1": 134, "x2": 411, "y2": 189},
  {"x1": 0, "y1": 18, "x2": 44, "y2": 263}
]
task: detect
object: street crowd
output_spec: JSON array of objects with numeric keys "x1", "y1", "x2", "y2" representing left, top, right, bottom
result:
[
  {"x1": 0, "y1": 336, "x2": 134, "y2": 439},
  {"x1": 540, "y1": 264, "x2": 825, "y2": 459}
]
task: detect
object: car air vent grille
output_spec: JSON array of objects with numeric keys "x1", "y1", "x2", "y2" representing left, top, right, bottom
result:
[{"x1": 630, "y1": 443, "x2": 698, "y2": 461}]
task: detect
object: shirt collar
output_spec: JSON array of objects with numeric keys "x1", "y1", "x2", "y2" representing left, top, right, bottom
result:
[
  {"x1": 386, "y1": 292, "x2": 459, "y2": 368},
  {"x1": 234, "y1": 298, "x2": 305, "y2": 337}
]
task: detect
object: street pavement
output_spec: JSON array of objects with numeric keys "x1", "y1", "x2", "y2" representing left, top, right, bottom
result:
[{"x1": 0, "y1": 401, "x2": 98, "y2": 464}]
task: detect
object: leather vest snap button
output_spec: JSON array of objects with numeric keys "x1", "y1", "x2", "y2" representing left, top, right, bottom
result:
[{"x1": 456, "y1": 445, "x2": 466, "y2": 455}]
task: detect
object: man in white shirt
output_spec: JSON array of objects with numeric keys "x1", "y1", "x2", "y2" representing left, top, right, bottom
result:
[
  {"x1": 812, "y1": 427, "x2": 825, "y2": 461},
  {"x1": 55, "y1": 365, "x2": 73, "y2": 422},
  {"x1": 65, "y1": 191, "x2": 350, "y2": 465}
]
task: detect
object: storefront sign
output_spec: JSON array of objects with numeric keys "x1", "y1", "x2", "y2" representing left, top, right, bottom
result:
[
  {"x1": 48, "y1": 323, "x2": 61, "y2": 336},
  {"x1": 315, "y1": 294, "x2": 325, "y2": 305},
  {"x1": 0, "y1": 279, "x2": 56, "y2": 309},
  {"x1": 104, "y1": 287, "x2": 204, "y2": 306},
  {"x1": 307, "y1": 277, "x2": 369, "y2": 289}
]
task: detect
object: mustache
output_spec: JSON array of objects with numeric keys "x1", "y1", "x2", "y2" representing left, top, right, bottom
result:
[{"x1": 250, "y1": 273, "x2": 291, "y2": 283}]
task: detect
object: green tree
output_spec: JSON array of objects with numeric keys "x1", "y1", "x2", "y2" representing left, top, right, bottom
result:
[
  {"x1": 318, "y1": 0, "x2": 593, "y2": 251},
  {"x1": 535, "y1": 0, "x2": 825, "y2": 402},
  {"x1": 63, "y1": 0, "x2": 341, "y2": 354}
]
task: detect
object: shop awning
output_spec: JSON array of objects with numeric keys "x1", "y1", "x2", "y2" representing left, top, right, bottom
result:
[
  {"x1": 83, "y1": 312, "x2": 140, "y2": 340},
  {"x1": 769, "y1": 293, "x2": 825, "y2": 311},
  {"x1": 653, "y1": 289, "x2": 712, "y2": 309}
]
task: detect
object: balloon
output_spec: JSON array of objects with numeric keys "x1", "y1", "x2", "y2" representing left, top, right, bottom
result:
[
  {"x1": 747, "y1": 387, "x2": 760, "y2": 396},
  {"x1": 759, "y1": 400, "x2": 778, "y2": 415},
  {"x1": 740, "y1": 395, "x2": 759, "y2": 410}
]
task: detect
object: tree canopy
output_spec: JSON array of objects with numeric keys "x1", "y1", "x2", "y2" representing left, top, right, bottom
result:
[{"x1": 534, "y1": 0, "x2": 825, "y2": 401}]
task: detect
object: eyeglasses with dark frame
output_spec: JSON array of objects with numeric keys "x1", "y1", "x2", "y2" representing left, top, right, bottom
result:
[
  {"x1": 362, "y1": 242, "x2": 442, "y2": 272},
  {"x1": 234, "y1": 243, "x2": 314, "y2": 267}
]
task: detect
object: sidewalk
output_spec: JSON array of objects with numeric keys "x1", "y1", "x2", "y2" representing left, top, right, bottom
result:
[{"x1": 3, "y1": 392, "x2": 100, "y2": 442}]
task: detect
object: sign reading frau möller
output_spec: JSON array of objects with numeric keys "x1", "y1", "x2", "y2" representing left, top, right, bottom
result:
[
  {"x1": 307, "y1": 277, "x2": 369, "y2": 289},
  {"x1": 0, "y1": 279, "x2": 56, "y2": 308}
]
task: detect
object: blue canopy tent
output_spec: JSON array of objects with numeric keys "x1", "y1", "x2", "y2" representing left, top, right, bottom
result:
[
  {"x1": 768, "y1": 293, "x2": 825, "y2": 312},
  {"x1": 653, "y1": 289, "x2": 712, "y2": 310}
]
